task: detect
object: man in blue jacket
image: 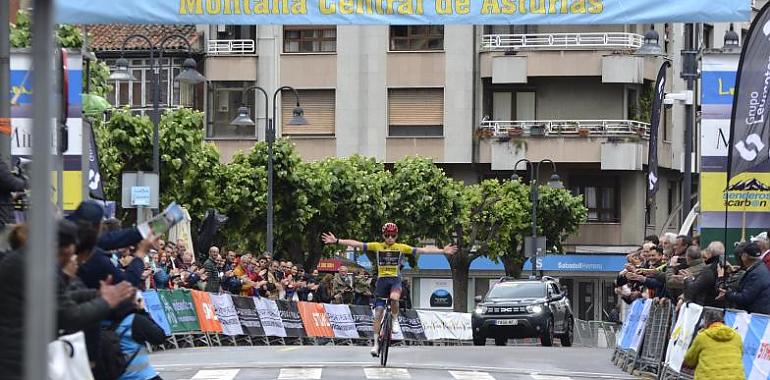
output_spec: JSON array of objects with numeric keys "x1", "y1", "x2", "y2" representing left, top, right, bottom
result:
[
  {"x1": 718, "y1": 242, "x2": 770, "y2": 315},
  {"x1": 74, "y1": 200, "x2": 145, "y2": 288}
]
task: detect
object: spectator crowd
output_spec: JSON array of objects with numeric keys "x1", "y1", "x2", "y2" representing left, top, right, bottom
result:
[{"x1": 0, "y1": 200, "x2": 411, "y2": 380}]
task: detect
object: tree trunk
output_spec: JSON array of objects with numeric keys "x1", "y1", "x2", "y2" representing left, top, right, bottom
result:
[
  {"x1": 502, "y1": 240, "x2": 522, "y2": 278},
  {"x1": 448, "y1": 252, "x2": 472, "y2": 312}
]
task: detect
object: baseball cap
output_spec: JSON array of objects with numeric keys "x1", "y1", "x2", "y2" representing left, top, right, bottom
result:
[
  {"x1": 67, "y1": 200, "x2": 105, "y2": 224},
  {"x1": 750, "y1": 231, "x2": 768, "y2": 243}
]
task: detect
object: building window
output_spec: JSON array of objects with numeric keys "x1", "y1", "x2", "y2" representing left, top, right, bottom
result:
[
  {"x1": 283, "y1": 26, "x2": 336, "y2": 53},
  {"x1": 571, "y1": 176, "x2": 620, "y2": 223},
  {"x1": 208, "y1": 81, "x2": 252, "y2": 138},
  {"x1": 388, "y1": 88, "x2": 444, "y2": 137},
  {"x1": 105, "y1": 57, "x2": 192, "y2": 115},
  {"x1": 703, "y1": 24, "x2": 714, "y2": 49},
  {"x1": 389, "y1": 25, "x2": 444, "y2": 51},
  {"x1": 281, "y1": 89, "x2": 335, "y2": 135}
]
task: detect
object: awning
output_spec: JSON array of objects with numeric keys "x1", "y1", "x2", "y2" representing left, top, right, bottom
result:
[{"x1": 355, "y1": 254, "x2": 626, "y2": 273}]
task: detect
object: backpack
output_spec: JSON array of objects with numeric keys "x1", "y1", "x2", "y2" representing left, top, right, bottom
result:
[{"x1": 92, "y1": 321, "x2": 140, "y2": 380}]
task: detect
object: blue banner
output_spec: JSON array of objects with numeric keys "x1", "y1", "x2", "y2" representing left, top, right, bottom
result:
[
  {"x1": 54, "y1": 0, "x2": 750, "y2": 25},
  {"x1": 142, "y1": 290, "x2": 173, "y2": 336}
]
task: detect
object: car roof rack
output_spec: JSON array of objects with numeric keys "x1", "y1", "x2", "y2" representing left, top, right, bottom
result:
[{"x1": 541, "y1": 275, "x2": 559, "y2": 283}]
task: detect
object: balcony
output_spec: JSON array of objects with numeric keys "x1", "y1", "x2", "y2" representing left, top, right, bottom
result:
[
  {"x1": 207, "y1": 39, "x2": 256, "y2": 55},
  {"x1": 479, "y1": 119, "x2": 650, "y2": 139},
  {"x1": 481, "y1": 32, "x2": 643, "y2": 51},
  {"x1": 478, "y1": 119, "x2": 650, "y2": 169}
]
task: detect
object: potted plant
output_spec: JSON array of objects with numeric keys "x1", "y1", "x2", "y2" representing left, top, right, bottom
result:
[
  {"x1": 578, "y1": 127, "x2": 590, "y2": 137},
  {"x1": 508, "y1": 126, "x2": 524, "y2": 137}
]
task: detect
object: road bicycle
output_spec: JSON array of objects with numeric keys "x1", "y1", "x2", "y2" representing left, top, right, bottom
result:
[{"x1": 376, "y1": 297, "x2": 393, "y2": 367}]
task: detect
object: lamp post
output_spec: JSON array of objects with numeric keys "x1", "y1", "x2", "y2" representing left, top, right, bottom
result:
[
  {"x1": 230, "y1": 86, "x2": 308, "y2": 256},
  {"x1": 511, "y1": 159, "x2": 563, "y2": 279},
  {"x1": 108, "y1": 34, "x2": 206, "y2": 211}
]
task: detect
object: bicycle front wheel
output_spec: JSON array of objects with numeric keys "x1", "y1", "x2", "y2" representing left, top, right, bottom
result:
[{"x1": 380, "y1": 312, "x2": 392, "y2": 367}]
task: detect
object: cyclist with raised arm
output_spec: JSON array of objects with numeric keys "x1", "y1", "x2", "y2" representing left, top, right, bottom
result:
[{"x1": 322, "y1": 222, "x2": 457, "y2": 357}]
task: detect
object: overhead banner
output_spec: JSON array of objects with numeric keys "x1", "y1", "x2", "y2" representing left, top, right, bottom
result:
[
  {"x1": 664, "y1": 302, "x2": 703, "y2": 373},
  {"x1": 190, "y1": 290, "x2": 224, "y2": 333},
  {"x1": 209, "y1": 294, "x2": 244, "y2": 336},
  {"x1": 230, "y1": 296, "x2": 266, "y2": 337},
  {"x1": 348, "y1": 305, "x2": 375, "y2": 339},
  {"x1": 323, "y1": 304, "x2": 360, "y2": 339},
  {"x1": 276, "y1": 300, "x2": 307, "y2": 338},
  {"x1": 298, "y1": 302, "x2": 335, "y2": 338},
  {"x1": 254, "y1": 297, "x2": 287, "y2": 337},
  {"x1": 141, "y1": 290, "x2": 172, "y2": 336},
  {"x1": 728, "y1": 1, "x2": 770, "y2": 179},
  {"x1": 53, "y1": 0, "x2": 749, "y2": 25},
  {"x1": 159, "y1": 290, "x2": 201, "y2": 333}
]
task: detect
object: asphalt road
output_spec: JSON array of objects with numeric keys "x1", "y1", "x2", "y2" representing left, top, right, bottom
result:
[{"x1": 152, "y1": 345, "x2": 636, "y2": 380}]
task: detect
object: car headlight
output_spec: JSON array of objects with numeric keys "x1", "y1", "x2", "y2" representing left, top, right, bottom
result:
[
  {"x1": 527, "y1": 304, "x2": 543, "y2": 314},
  {"x1": 474, "y1": 306, "x2": 487, "y2": 315}
]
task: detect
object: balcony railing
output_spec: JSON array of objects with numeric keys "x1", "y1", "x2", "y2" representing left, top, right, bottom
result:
[
  {"x1": 481, "y1": 32, "x2": 644, "y2": 51},
  {"x1": 207, "y1": 39, "x2": 256, "y2": 55},
  {"x1": 480, "y1": 120, "x2": 650, "y2": 139}
]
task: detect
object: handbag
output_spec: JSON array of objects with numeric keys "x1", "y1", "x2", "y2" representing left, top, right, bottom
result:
[{"x1": 48, "y1": 331, "x2": 95, "y2": 380}]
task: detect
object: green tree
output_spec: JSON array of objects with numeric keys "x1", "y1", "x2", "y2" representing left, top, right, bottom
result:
[
  {"x1": 10, "y1": 10, "x2": 83, "y2": 48},
  {"x1": 536, "y1": 186, "x2": 588, "y2": 253}
]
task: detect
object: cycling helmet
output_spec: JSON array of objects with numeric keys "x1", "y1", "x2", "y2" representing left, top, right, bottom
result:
[{"x1": 381, "y1": 222, "x2": 399, "y2": 235}]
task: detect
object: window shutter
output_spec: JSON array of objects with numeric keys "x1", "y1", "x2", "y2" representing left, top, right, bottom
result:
[
  {"x1": 388, "y1": 88, "x2": 444, "y2": 126},
  {"x1": 282, "y1": 89, "x2": 335, "y2": 135}
]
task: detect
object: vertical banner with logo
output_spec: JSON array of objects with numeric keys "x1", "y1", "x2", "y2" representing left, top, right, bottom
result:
[
  {"x1": 159, "y1": 290, "x2": 200, "y2": 333},
  {"x1": 190, "y1": 290, "x2": 223, "y2": 333},
  {"x1": 700, "y1": 51, "x2": 770, "y2": 248},
  {"x1": 85, "y1": 122, "x2": 104, "y2": 200},
  {"x1": 419, "y1": 278, "x2": 454, "y2": 309},
  {"x1": 664, "y1": 303, "x2": 703, "y2": 372},
  {"x1": 323, "y1": 304, "x2": 359, "y2": 339},
  {"x1": 728, "y1": 1, "x2": 770, "y2": 179},
  {"x1": 348, "y1": 305, "x2": 375, "y2": 339},
  {"x1": 298, "y1": 302, "x2": 334, "y2": 338},
  {"x1": 230, "y1": 296, "x2": 265, "y2": 337},
  {"x1": 141, "y1": 290, "x2": 171, "y2": 336},
  {"x1": 398, "y1": 310, "x2": 427, "y2": 341},
  {"x1": 647, "y1": 61, "x2": 670, "y2": 205},
  {"x1": 209, "y1": 294, "x2": 244, "y2": 336},
  {"x1": 254, "y1": 297, "x2": 287, "y2": 337},
  {"x1": 276, "y1": 300, "x2": 306, "y2": 337}
]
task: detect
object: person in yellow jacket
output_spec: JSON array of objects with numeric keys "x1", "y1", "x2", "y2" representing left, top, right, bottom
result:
[{"x1": 683, "y1": 309, "x2": 745, "y2": 380}]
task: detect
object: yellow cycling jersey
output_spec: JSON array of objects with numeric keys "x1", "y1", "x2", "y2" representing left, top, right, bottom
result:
[{"x1": 363, "y1": 242, "x2": 416, "y2": 278}]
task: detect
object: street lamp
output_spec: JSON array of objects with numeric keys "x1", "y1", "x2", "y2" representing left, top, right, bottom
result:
[
  {"x1": 230, "y1": 85, "x2": 308, "y2": 256},
  {"x1": 723, "y1": 25, "x2": 741, "y2": 53},
  {"x1": 512, "y1": 159, "x2": 563, "y2": 279},
  {"x1": 636, "y1": 28, "x2": 665, "y2": 56},
  {"x1": 108, "y1": 34, "x2": 206, "y2": 207}
]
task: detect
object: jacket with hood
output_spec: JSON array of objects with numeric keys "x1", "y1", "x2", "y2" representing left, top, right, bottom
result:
[
  {"x1": 726, "y1": 260, "x2": 770, "y2": 315},
  {"x1": 683, "y1": 322, "x2": 745, "y2": 380}
]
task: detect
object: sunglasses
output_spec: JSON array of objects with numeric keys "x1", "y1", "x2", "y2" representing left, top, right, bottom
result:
[{"x1": 383, "y1": 234, "x2": 397, "y2": 239}]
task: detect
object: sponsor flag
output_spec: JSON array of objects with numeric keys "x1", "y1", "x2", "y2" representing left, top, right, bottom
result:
[
  {"x1": 85, "y1": 122, "x2": 105, "y2": 200},
  {"x1": 664, "y1": 302, "x2": 703, "y2": 372},
  {"x1": 159, "y1": 290, "x2": 200, "y2": 333},
  {"x1": 276, "y1": 300, "x2": 307, "y2": 338},
  {"x1": 190, "y1": 290, "x2": 223, "y2": 333},
  {"x1": 728, "y1": 1, "x2": 770, "y2": 179},
  {"x1": 648, "y1": 62, "x2": 670, "y2": 204},
  {"x1": 209, "y1": 294, "x2": 244, "y2": 336},
  {"x1": 230, "y1": 296, "x2": 265, "y2": 337}
]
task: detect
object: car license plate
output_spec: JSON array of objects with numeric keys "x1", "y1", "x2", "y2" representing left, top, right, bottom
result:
[{"x1": 495, "y1": 319, "x2": 518, "y2": 326}]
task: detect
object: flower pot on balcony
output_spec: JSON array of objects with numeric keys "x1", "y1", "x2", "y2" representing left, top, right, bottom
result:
[
  {"x1": 508, "y1": 127, "x2": 524, "y2": 137},
  {"x1": 476, "y1": 127, "x2": 495, "y2": 138},
  {"x1": 530, "y1": 125, "x2": 546, "y2": 136},
  {"x1": 578, "y1": 127, "x2": 590, "y2": 137},
  {"x1": 636, "y1": 127, "x2": 646, "y2": 137}
]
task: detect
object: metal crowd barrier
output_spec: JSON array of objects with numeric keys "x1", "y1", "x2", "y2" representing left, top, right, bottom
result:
[{"x1": 573, "y1": 319, "x2": 619, "y2": 349}]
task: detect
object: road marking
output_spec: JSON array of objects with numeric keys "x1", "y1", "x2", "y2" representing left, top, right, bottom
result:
[
  {"x1": 278, "y1": 368, "x2": 323, "y2": 379},
  {"x1": 279, "y1": 346, "x2": 302, "y2": 352},
  {"x1": 364, "y1": 367, "x2": 411, "y2": 379},
  {"x1": 449, "y1": 370, "x2": 496, "y2": 380},
  {"x1": 190, "y1": 369, "x2": 240, "y2": 380},
  {"x1": 530, "y1": 374, "x2": 572, "y2": 380}
]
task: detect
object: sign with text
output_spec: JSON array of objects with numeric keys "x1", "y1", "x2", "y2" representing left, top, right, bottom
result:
[{"x1": 54, "y1": 0, "x2": 749, "y2": 25}]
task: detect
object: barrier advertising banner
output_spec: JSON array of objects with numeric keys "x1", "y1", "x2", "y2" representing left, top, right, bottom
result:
[
  {"x1": 254, "y1": 298, "x2": 287, "y2": 337},
  {"x1": 618, "y1": 299, "x2": 652, "y2": 350},
  {"x1": 141, "y1": 291, "x2": 171, "y2": 336},
  {"x1": 298, "y1": 302, "x2": 334, "y2": 338},
  {"x1": 348, "y1": 305, "x2": 375, "y2": 339},
  {"x1": 190, "y1": 290, "x2": 223, "y2": 333},
  {"x1": 230, "y1": 296, "x2": 265, "y2": 337},
  {"x1": 744, "y1": 314, "x2": 770, "y2": 380},
  {"x1": 398, "y1": 310, "x2": 427, "y2": 341},
  {"x1": 323, "y1": 304, "x2": 360, "y2": 339},
  {"x1": 209, "y1": 294, "x2": 244, "y2": 336},
  {"x1": 276, "y1": 300, "x2": 307, "y2": 337},
  {"x1": 665, "y1": 302, "x2": 703, "y2": 372},
  {"x1": 417, "y1": 310, "x2": 445, "y2": 340},
  {"x1": 439, "y1": 312, "x2": 473, "y2": 341},
  {"x1": 53, "y1": 0, "x2": 749, "y2": 25},
  {"x1": 159, "y1": 290, "x2": 200, "y2": 333}
]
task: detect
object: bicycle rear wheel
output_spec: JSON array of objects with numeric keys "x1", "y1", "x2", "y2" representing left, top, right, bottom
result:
[{"x1": 379, "y1": 311, "x2": 392, "y2": 367}]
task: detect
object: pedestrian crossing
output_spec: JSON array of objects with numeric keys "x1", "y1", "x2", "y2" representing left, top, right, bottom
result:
[{"x1": 181, "y1": 368, "x2": 585, "y2": 380}]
